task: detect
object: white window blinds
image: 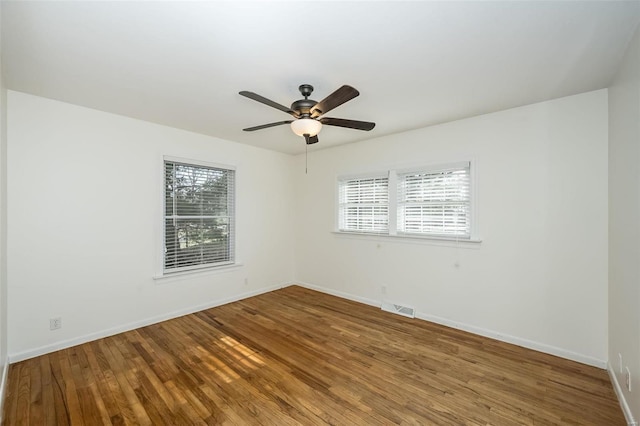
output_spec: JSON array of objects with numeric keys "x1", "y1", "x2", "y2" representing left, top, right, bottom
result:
[
  {"x1": 338, "y1": 176, "x2": 389, "y2": 233},
  {"x1": 397, "y1": 163, "x2": 471, "y2": 238},
  {"x1": 164, "y1": 161, "x2": 235, "y2": 273}
]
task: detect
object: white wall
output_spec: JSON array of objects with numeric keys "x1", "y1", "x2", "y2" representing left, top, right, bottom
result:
[
  {"x1": 294, "y1": 90, "x2": 609, "y2": 366},
  {"x1": 609, "y1": 22, "x2": 640, "y2": 424},
  {"x1": 7, "y1": 91, "x2": 295, "y2": 359},
  {"x1": 0, "y1": 0, "x2": 9, "y2": 413}
]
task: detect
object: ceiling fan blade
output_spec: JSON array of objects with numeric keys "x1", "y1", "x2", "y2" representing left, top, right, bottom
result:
[
  {"x1": 320, "y1": 117, "x2": 376, "y2": 131},
  {"x1": 304, "y1": 135, "x2": 319, "y2": 145},
  {"x1": 239, "y1": 91, "x2": 299, "y2": 118},
  {"x1": 310, "y1": 85, "x2": 359, "y2": 117},
  {"x1": 243, "y1": 120, "x2": 293, "y2": 131}
]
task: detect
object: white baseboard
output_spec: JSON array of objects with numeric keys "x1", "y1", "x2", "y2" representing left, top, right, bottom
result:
[
  {"x1": 295, "y1": 281, "x2": 380, "y2": 308},
  {"x1": 608, "y1": 362, "x2": 638, "y2": 426},
  {"x1": 416, "y1": 311, "x2": 606, "y2": 368},
  {"x1": 294, "y1": 281, "x2": 607, "y2": 369},
  {"x1": 0, "y1": 359, "x2": 8, "y2": 423},
  {"x1": 9, "y1": 282, "x2": 289, "y2": 363}
]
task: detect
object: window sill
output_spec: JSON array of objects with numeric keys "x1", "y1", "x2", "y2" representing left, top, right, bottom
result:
[
  {"x1": 153, "y1": 262, "x2": 244, "y2": 283},
  {"x1": 332, "y1": 231, "x2": 482, "y2": 247}
]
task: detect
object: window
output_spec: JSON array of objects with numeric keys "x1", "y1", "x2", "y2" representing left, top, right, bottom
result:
[
  {"x1": 338, "y1": 175, "x2": 389, "y2": 233},
  {"x1": 164, "y1": 160, "x2": 235, "y2": 273},
  {"x1": 397, "y1": 163, "x2": 471, "y2": 238},
  {"x1": 337, "y1": 162, "x2": 473, "y2": 240}
]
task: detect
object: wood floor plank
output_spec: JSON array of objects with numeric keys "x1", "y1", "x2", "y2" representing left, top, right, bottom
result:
[
  {"x1": 39, "y1": 356, "x2": 57, "y2": 426},
  {"x1": 82, "y1": 341, "x2": 124, "y2": 422},
  {"x1": 57, "y1": 352, "x2": 85, "y2": 426},
  {"x1": 3, "y1": 286, "x2": 626, "y2": 425},
  {"x1": 27, "y1": 358, "x2": 43, "y2": 425},
  {"x1": 13, "y1": 362, "x2": 30, "y2": 426},
  {"x1": 48, "y1": 351, "x2": 72, "y2": 426},
  {"x1": 99, "y1": 338, "x2": 152, "y2": 426}
]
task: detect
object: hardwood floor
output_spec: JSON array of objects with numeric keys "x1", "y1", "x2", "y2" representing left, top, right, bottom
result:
[{"x1": 4, "y1": 286, "x2": 625, "y2": 425}]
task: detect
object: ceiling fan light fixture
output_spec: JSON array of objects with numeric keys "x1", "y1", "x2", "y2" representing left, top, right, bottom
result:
[
  {"x1": 240, "y1": 84, "x2": 374, "y2": 146},
  {"x1": 290, "y1": 118, "x2": 322, "y2": 137}
]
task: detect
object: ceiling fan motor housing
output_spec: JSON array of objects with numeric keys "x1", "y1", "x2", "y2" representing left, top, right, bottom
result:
[
  {"x1": 292, "y1": 84, "x2": 318, "y2": 116},
  {"x1": 291, "y1": 98, "x2": 317, "y2": 116}
]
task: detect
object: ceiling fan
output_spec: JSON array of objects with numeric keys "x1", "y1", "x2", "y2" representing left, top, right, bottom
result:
[{"x1": 239, "y1": 84, "x2": 375, "y2": 145}]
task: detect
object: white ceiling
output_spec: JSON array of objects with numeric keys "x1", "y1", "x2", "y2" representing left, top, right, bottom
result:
[{"x1": 2, "y1": 1, "x2": 639, "y2": 155}]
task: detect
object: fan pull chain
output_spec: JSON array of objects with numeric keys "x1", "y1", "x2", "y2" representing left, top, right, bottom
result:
[{"x1": 305, "y1": 140, "x2": 308, "y2": 174}]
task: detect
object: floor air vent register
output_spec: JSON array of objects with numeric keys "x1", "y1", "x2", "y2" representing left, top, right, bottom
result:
[{"x1": 381, "y1": 301, "x2": 416, "y2": 318}]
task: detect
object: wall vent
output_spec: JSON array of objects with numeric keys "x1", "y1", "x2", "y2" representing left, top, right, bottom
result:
[{"x1": 381, "y1": 301, "x2": 415, "y2": 318}]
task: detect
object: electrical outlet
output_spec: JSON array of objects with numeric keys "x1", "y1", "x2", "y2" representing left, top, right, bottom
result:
[
  {"x1": 50, "y1": 317, "x2": 62, "y2": 330},
  {"x1": 626, "y1": 367, "x2": 631, "y2": 392},
  {"x1": 619, "y1": 353, "x2": 623, "y2": 374},
  {"x1": 244, "y1": 277, "x2": 249, "y2": 286},
  {"x1": 381, "y1": 285, "x2": 387, "y2": 295}
]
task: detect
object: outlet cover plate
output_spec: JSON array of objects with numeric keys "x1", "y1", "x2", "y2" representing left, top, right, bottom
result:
[
  {"x1": 50, "y1": 317, "x2": 62, "y2": 330},
  {"x1": 626, "y1": 367, "x2": 632, "y2": 392}
]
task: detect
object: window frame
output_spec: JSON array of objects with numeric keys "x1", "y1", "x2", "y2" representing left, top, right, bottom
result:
[
  {"x1": 396, "y1": 161, "x2": 472, "y2": 239},
  {"x1": 337, "y1": 172, "x2": 390, "y2": 235},
  {"x1": 161, "y1": 156, "x2": 237, "y2": 276},
  {"x1": 335, "y1": 161, "x2": 479, "y2": 242}
]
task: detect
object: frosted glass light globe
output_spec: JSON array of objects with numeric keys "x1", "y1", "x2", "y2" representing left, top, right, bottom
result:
[{"x1": 290, "y1": 118, "x2": 322, "y2": 137}]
